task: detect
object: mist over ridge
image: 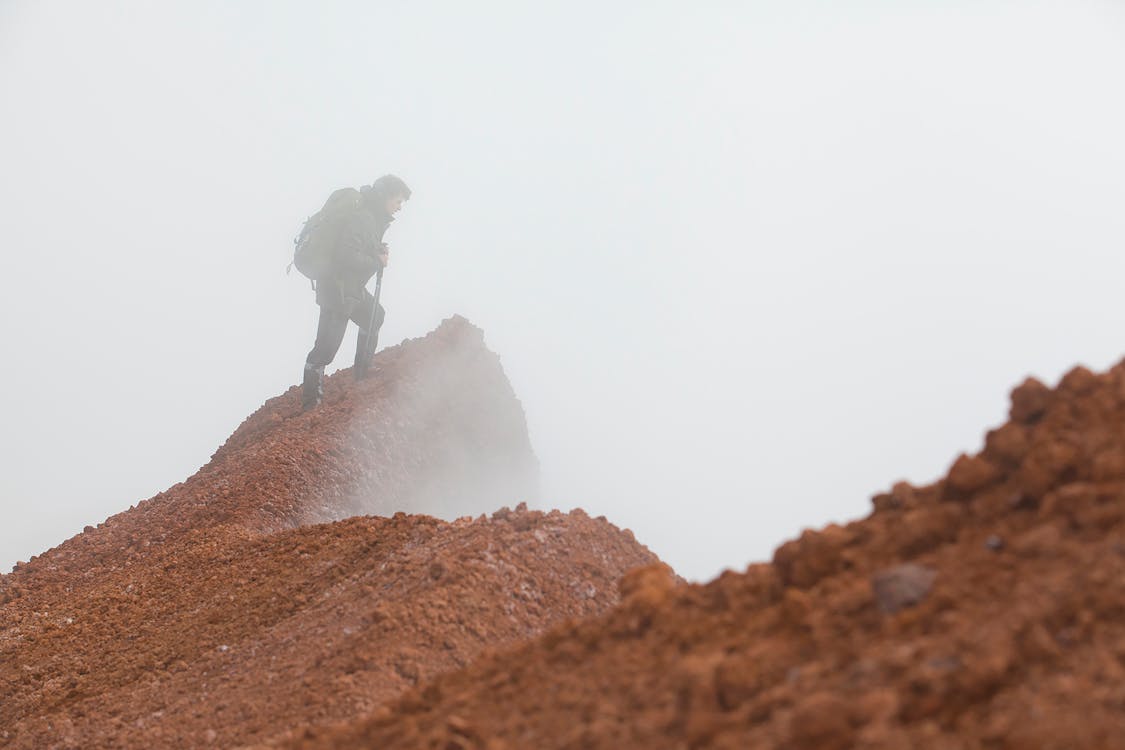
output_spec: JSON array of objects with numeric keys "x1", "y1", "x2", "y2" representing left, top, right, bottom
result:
[{"x1": 2, "y1": 2, "x2": 1125, "y2": 581}]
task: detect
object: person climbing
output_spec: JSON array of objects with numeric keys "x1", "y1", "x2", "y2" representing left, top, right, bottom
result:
[{"x1": 300, "y1": 174, "x2": 411, "y2": 410}]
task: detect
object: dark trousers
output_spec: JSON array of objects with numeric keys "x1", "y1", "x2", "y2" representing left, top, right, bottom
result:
[{"x1": 305, "y1": 293, "x2": 386, "y2": 373}]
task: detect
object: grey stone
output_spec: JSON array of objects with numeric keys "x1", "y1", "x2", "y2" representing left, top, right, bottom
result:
[{"x1": 872, "y1": 563, "x2": 937, "y2": 614}]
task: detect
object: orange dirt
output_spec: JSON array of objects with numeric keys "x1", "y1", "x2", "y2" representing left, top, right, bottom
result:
[
  {"x1": 0, "y1": 318, "x2": 659, "y2": 748},
  {"x1": 8, "y1": 315, "x2": 1122, "y2": 750},
  {"x1": 281, "y1": 364, "x2": 1125, "y2": 749}
]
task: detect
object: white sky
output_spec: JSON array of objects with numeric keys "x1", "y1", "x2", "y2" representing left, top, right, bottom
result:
[{"x1": 2, "y1": 1, "x2": 1124, "y2": 581}]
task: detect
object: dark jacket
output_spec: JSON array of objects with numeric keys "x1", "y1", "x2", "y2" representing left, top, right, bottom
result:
[{"x1": 315, "y1": 199, "x2": 392, "y2": 311}]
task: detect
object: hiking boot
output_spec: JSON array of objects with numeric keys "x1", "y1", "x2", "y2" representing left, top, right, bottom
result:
[
  {"x1": 354, "y1": 334, "x2": 376, "y2": 380},
  {"x1": 302, "y1": 364, "x2": 324, "y2": 410}
]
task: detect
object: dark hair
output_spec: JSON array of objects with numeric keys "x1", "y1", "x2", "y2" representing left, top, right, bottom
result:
[{"x1": 367, "y1": 174, "x2": 412, "y2": 201}]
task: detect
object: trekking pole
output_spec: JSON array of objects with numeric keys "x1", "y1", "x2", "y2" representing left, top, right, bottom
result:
[{"x1": 363, "y1": 267, "x2": 384, "y2": 366}]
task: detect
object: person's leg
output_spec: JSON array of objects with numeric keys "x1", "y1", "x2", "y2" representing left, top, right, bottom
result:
[
  {"x1": 351, "y1": 292, "x2": 386, "y2": 378},
  {"x1": 303, "y1": 306, "x2": 349, "y2": 409}
]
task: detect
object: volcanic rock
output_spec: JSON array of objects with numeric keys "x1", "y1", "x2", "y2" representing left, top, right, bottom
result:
[
  {"x1": 871, "y1": 562, "x2": 937, "y2": 614},
  {"x1": 284, "y1": 359, "x2": 1125, "y2": 749},
  {"x1": 0, "y1": 317, "x2": 661, "y2": 749}
]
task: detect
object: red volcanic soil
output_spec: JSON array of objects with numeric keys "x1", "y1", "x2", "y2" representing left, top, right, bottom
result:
[
  {"x1": 0, "y1": 318, "x2": 660, "y2": 748},
  {"x1": 284, "y1": 365, "x2": 1125, "y2": 750},
  {"x1": 10, "y1": 316, "x2": 1123, "y2": 750}
]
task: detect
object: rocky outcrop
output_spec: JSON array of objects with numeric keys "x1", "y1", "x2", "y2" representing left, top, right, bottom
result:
[{"x1": 0, "y1": 317, "x2": 660, "y2": 749}]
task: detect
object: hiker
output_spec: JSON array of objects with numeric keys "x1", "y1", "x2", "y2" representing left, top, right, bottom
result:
[{"x1": 300, "y1": 174, "x2": 411, "y2": 410}]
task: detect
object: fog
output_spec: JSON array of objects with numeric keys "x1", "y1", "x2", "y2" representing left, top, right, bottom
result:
[{"x1": 2, "y1": 1, "x2": 1125, "y2": 581}]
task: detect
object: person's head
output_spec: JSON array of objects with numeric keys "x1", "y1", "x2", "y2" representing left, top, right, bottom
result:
[{"x1": 366, "y1": 174, "x2": 411, "y2": 216}]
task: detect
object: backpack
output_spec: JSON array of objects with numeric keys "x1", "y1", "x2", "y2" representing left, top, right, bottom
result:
[{"x1": 290, "y1": 187, "x2": 362, "y2": 282}]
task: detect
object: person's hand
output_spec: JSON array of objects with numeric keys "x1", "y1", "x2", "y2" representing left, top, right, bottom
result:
[{"x1": 379, "y1": 243, "x2": 390, "y2": 268}]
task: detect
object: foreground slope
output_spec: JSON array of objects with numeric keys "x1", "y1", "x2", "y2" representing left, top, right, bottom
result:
[
  {"x1": 0, "y1": 317, "x2": 661, "y2": 748},
  {"x1": 291, "y1": 364, "x2": 1125, "y2": 750}
]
